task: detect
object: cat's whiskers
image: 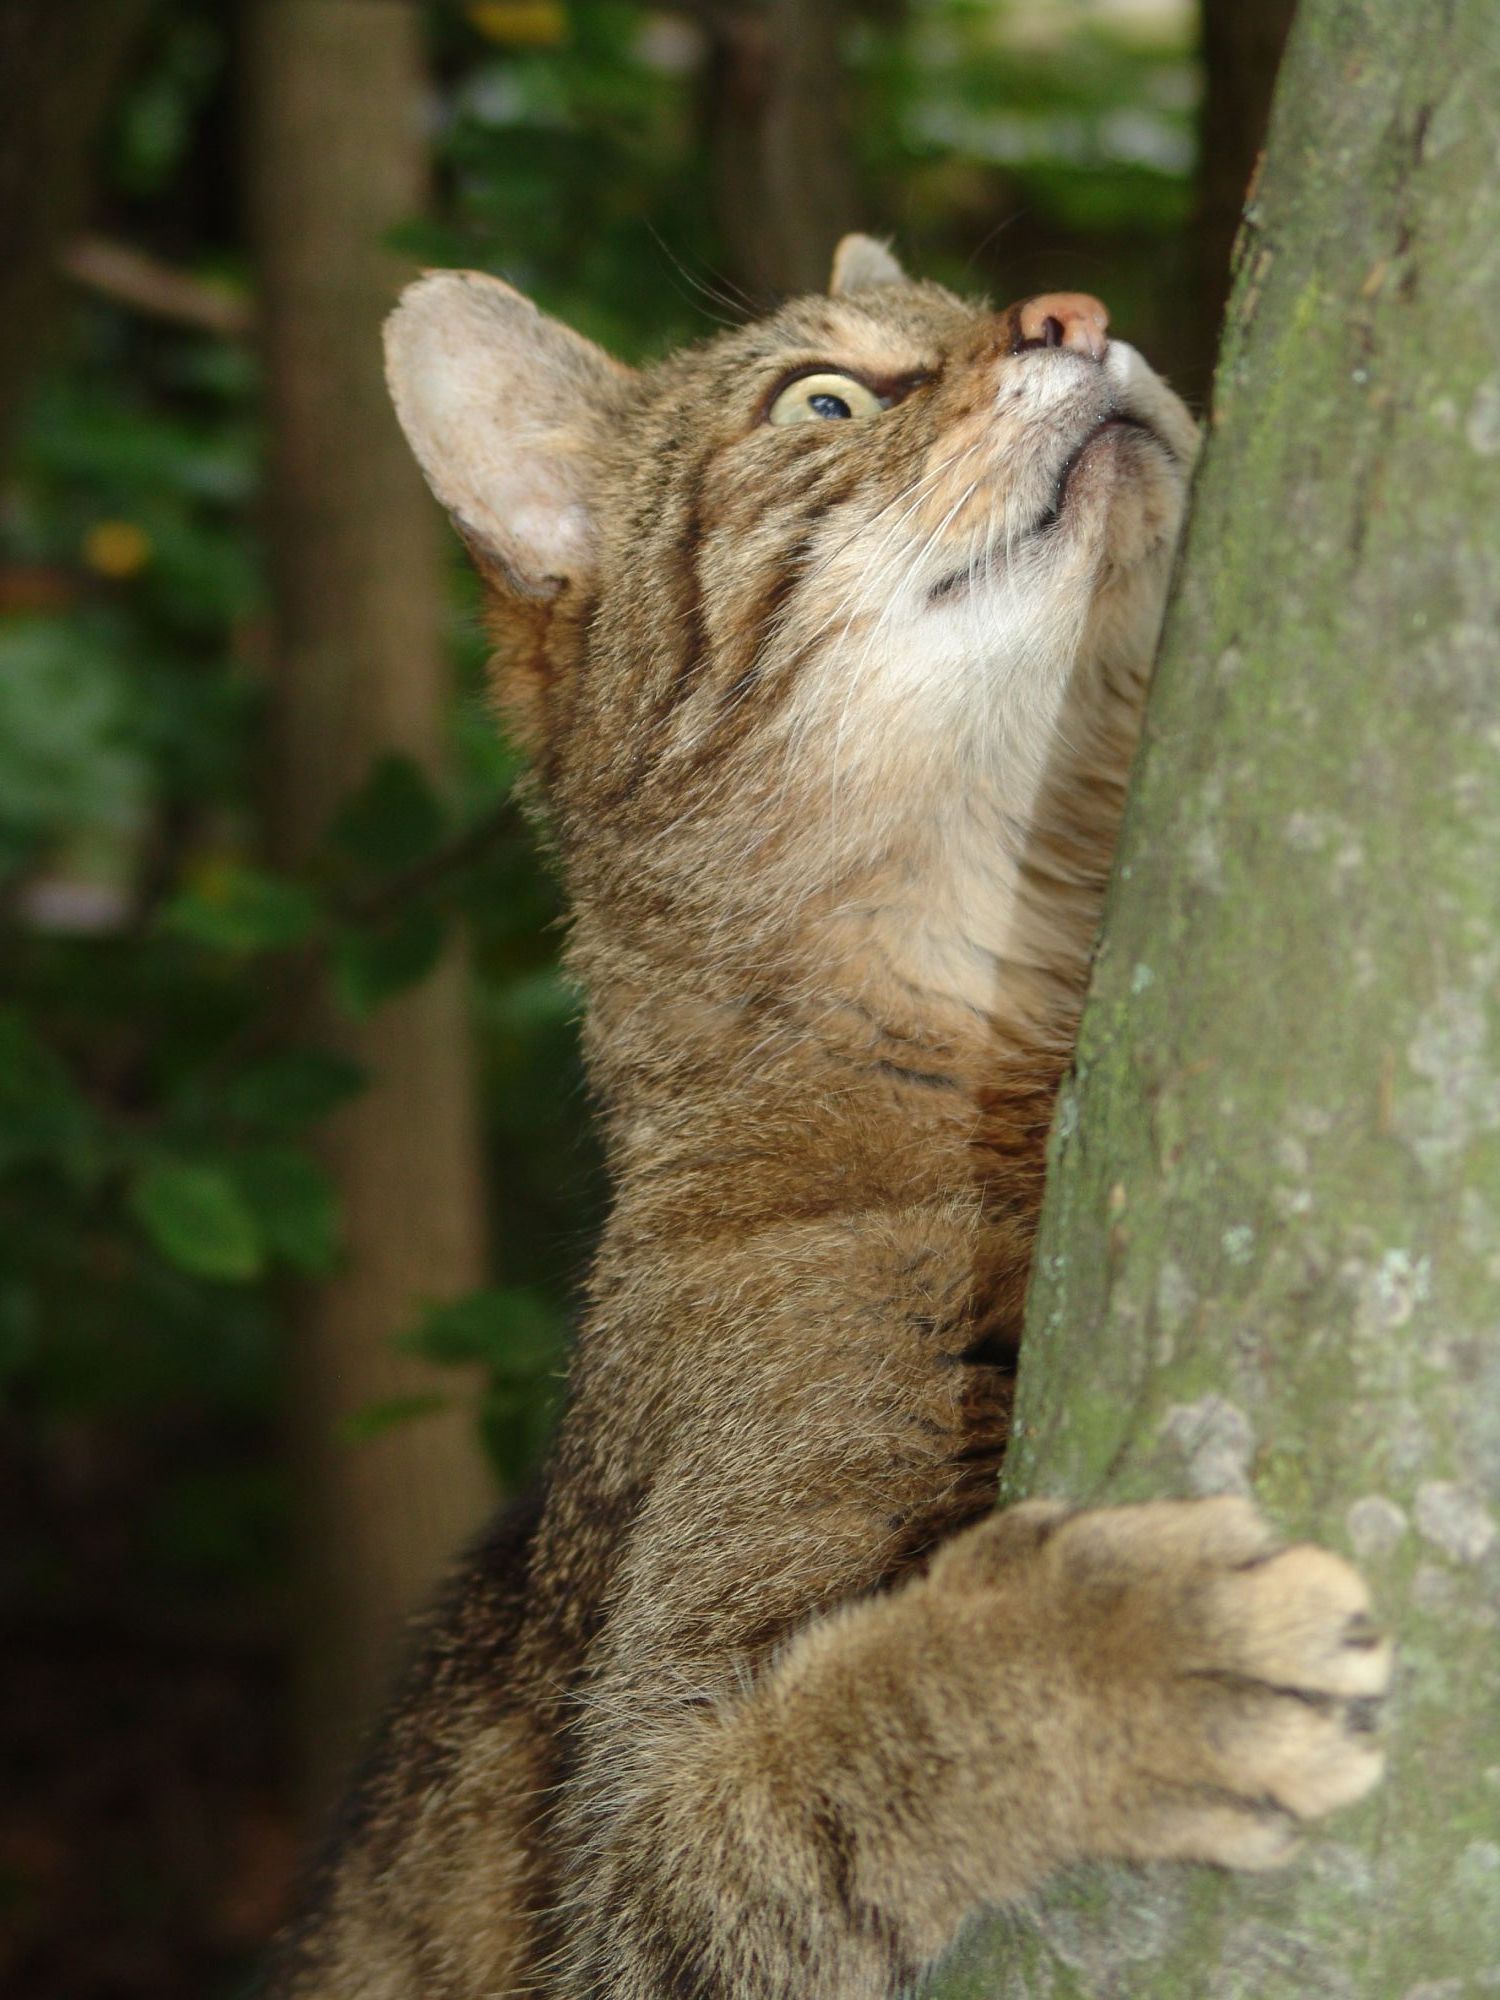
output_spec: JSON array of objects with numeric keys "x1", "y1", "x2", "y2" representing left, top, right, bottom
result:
[
  {"x1": 822, "y1": 470, "x2": 986, "y2": 878},
  {"x1": 646, "y1": 224, "x2": 761, "y2": 328},
  {"x1": 739, "y1": 440, "x2": 1038, "y2": 957},
  {"x1": 780, "y1": 436, "x2": 991, "y2": 667},
  {"x1": 742, "y1": 443, "x2": 1001, "y2": 853},
  {"x1": 703, "y1": 440, "x2": 996, "y2": 879},
  {"x1": 656, "y1": 442, "x2": 976, "y2": 816},
  {"x1": 786, "y1": 439, "x2": 993, "y2": 772},
  {"x1": 816, "y1": 478, "x2": 1113, "y2": 1021}
]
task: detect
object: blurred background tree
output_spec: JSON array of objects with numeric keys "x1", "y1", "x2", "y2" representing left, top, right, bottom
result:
[
  {"x1": 0, "y1": 1, "x2": 1287, "y2": 1993},
  {"x1": 245, "y1": 0, "x2": 496, "y2": 1814}
]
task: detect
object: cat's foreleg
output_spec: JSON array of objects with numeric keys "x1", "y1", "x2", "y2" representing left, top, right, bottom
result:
[{"x1": 560, "y1": 1496, "x2": 1390, "y2": 2000}]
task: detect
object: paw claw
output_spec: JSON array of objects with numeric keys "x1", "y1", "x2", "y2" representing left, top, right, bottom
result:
[{"x1": 1342, "y1": 1611, "x2": 1385, "y2": 1649}]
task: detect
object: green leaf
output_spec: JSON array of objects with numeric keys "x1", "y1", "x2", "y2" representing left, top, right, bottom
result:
[
  {"x1": 0, "y1": 1008, "x2": 102, "y2": 1183},
  {"x1": 0, "y1": 617, "x2": 149, "y2": 842},
  {"x1": 492, "y1": 968, "x2": 578, "y2": 1033},
  {"x1": 0, "y1": 1282, "x2": 41, "y2": 1388},
  {"x1": 222, "y1": 1049, "x2": 367, "y2": 1131},
  {"x1": 166, "y1": 863, "x2": 320, "y2": 952},
  {"x1": 401, "y1": 1286, "x2": 565, "y2": 1377},
  {"x1": 128, "y1": 1160, "x2": 263, "y2": 1282},
  {"x1": 331, "y1": 754, "x2": 446, "y2": 874},
  {"x1": 481, "y1": 1379, "x2": 563, "y2": 1484},
  {"x1": 331, "y1": 905, "x2": 445, "y2": 1018},
  {"x1": 338, "y1": 1392, "x2": 449, "y2": 1445},
  {"x1": 234, "y1": 1146, "x2": 340, "y2": 1276}
]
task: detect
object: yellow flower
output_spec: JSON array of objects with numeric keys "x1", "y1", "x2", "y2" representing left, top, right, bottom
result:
[
  {"x1": 466, "y1": 1, "x2": 567, "y2": 47},
  {"x1": 83, "y1": 520, "x2": 153, "y2": 579},
  {"x1": 186, "y1": 855, "x2": 239, "y2": 903}
]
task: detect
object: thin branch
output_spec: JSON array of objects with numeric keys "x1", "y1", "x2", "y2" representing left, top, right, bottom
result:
[
  {"x1": 190, "y1": 793, "x2": 526, "y2": 1095},
  {"x1": 341, "y1": 794, "x2": 522, "y2": 923},
  {"x1": 59, "y1": 234, "x2": 253, "y2": 339}
]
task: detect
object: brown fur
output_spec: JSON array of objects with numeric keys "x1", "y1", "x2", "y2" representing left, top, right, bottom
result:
[{"x1": 266, "y1": 243, "x2": 1389, "y2": 1998}]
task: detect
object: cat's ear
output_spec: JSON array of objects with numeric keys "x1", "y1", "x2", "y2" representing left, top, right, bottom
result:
[
  {"x1": 384, "y1": 270, "x2": 633, "y2": 599},
  {"x1": 829, "y1": 235, "x2": 906, "y2": 296}
]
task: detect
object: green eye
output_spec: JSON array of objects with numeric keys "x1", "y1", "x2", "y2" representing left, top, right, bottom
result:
[{"x1": 768, "y1": 371, "x2": 886, "y2": 426}]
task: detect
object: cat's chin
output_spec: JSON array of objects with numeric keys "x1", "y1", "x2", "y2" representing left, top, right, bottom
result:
[
  {"x1": 924, "y1": 433, "x2": 1181, "y2": 615},
  {"x1": 1038, "y1": 422, "x2": 1189, "y2": 608},
  {"x1": 1026, "y1": 413, "x2": 1157, "y2": 538},
  {"x1": 1093, "y1": 434, "x2": 1189, "y2": 579},
  {"x1": 923, "y1": 387, "x2": 1186, "y2": 621}
]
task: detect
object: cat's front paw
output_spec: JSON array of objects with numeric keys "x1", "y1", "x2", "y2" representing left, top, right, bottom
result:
[{"x1": 945, "y1": 1495, "x2": 1393, "y2": 1871}]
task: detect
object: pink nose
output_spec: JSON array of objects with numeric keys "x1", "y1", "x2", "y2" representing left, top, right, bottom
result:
[{"x1": 1010, "y1": 292, "x2": 1110, "y2": 362}]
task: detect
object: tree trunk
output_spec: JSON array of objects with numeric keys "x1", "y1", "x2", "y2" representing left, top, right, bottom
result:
[
  {"x1": 705, "y1": 0, "x2": 862, "y2": 297},
  {"x1": 928, "y1": 0, "x2": 1500, "y2": 1993},
  {"x1": 1190, "y1": 0, "x2": 1296, "y2": 384},
  {"x1": 244, "y1": 0, "x2": 493, "y2": 1813},
  {"x1": 0, "y1": 0, "x2": 151, "y2": 465}
]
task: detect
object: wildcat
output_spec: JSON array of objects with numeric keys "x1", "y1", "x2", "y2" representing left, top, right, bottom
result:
[{"x1": 266, "y1": 237, "x2": 1390, "y2": 1999}]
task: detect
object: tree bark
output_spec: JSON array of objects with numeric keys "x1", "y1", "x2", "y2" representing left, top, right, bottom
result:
[
  {"x1": 928, "y1": 0, "x2": 1500, "y2": 1992},
  {"x1": 0, "y1": 0, "x2": 152, "y2": 465},
  {"x1": 1190, "y1": 0, "x2": 1297, "y2": 383},
  {"x1": 704, "y1": 0, "x2": 863, "y2": 297},
  {"x1": 244, "y1": 0, "x2": 494, "y2": 1812}
]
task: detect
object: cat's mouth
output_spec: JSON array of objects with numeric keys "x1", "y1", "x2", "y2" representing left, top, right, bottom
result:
[
  {"x1": 1027, "y1": 413, "x2": 1156, "y2": 537},
  {"x1": 926, "y1": 411, "x2": 1163, "y2": 607}
]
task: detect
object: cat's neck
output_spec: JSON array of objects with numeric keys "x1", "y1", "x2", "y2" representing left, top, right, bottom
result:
[{"x1": 572, "y1": 646, "x2": 1140, "y2": 1245}]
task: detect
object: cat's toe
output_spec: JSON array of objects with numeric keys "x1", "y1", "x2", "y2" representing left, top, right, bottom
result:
[
  {"x1": 1198, "y1": 1543, "x2": 1394, "y2": 1699},
  {"x1": 1012, "y1": 1499, "x2": 1393, "y2": 1875},
  {"x1": 1172, "y1": 1540, "x2": 1391, "y2": 1829},
  {"x1": 1126, "y1": 1783, "x2": 1304, "y2": 1872},
  {"x1": 1195, "y1": 1799, "x2": 1305, "y2": 1872},
  {"x1": 1110, "y1": 1677, "x2": 1385, "y2": 1872},
  {"x1": 1058, "y1": 1494, "x2": 1281, "y2": 1576},
  {"x1": 1193, "y1": 1678, "x2": 1387, "y2": 1822}
]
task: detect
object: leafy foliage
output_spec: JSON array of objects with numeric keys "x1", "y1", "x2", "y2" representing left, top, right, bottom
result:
[{"x1": 128, "y1": 1159, "x2": 265, "y2": 1281}]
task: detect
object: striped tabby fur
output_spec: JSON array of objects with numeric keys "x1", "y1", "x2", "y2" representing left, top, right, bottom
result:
[{"x1": 266, "y1": 240, "x2": 1389, "y2": 1999}]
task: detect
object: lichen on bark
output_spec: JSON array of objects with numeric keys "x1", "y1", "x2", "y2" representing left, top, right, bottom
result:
[{"x1": 926, "y1": 0, "x2": 1500, "y2": 1992}]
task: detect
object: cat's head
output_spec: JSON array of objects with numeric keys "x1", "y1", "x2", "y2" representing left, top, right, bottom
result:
[{"x1": 385, "y1": 239, "x2": 1197, "y2": 934}]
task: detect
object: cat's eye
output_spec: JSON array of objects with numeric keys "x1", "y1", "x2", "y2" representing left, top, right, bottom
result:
[{"x1": 767, "y1": 371, "x2": 887, "y2": 427}]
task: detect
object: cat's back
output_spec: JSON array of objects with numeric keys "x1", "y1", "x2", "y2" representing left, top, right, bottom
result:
[{"x1": 266, "y1": 1491, "x2": 557, "y2": 1996}]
